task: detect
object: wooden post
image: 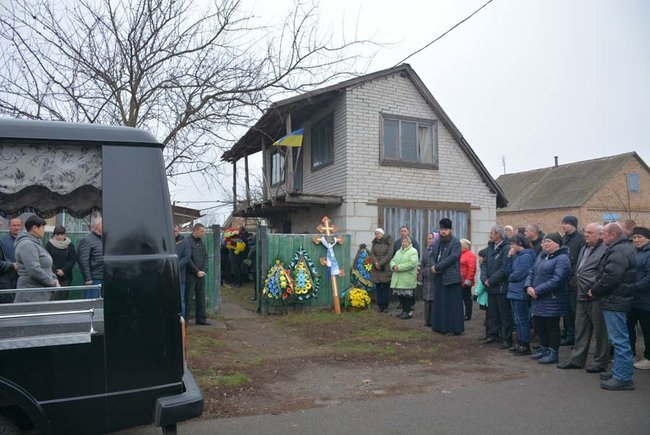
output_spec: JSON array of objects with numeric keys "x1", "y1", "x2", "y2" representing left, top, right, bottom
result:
[
  {"x1": 211, "y1": 224, "x2": 221, "y2": 314},
  {"x1": 232, "y1": 161, "x2": 237, "y2": 213},
  {"x1": 245, "y1": 155, "x2": 251, "y2": 206},
  {"x1": 259, "y1": 222, "x2": 269, "y2": 315},
  {"x1": 285, "y1": 114, "x2": 294, "y2": 192},
  {"x1": 313, "y1": 216, "x2": 344, "y2": 314}
]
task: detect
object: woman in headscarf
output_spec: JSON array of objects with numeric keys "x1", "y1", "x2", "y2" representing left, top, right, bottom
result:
[
  {"x1": 420, "y1": 232, "x2": 438, "y2": 326},
  {"x1": 370, "y1": 228, "x2": 393, "y2": 313},
  {"x1": 45, "y1": 225, "x2": 77, "y2": 299},
  {"x1": 390, "y1": 236, "x2": 419, "y2": 319}
]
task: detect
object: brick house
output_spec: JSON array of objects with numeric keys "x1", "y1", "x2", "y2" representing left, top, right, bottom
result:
[
  {"x1": 222, "y1": 64, "x2": 506, "y2": 252},
  {"x1": 496, "y1": 152, "x2": 650, "y2": 233}
]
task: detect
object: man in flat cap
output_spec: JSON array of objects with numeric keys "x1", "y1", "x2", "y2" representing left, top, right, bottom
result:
[{"x1": 561, "y1": 215, "x2": 586, "y2": 346}]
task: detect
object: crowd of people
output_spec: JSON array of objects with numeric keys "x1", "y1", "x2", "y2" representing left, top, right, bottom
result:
[
  {"x1": 0, "y1": 214, "x2": 104, "y2": 303},
  {"x1": 368, "y1": 216, "x2": 649, "y2": 392}
]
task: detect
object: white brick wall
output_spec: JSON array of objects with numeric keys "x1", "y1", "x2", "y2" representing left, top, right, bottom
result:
[{"x1": 285, "y1": 72, "x2": 497, "y2": 255}]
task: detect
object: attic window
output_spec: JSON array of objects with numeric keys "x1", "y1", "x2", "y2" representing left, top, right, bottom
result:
[
  {"x1": 270, "y1": 148, "x2": 285, "y2": 186},
  {"x1": 381, "y1": 116, "x2": 437, "y2": 168},
  {"x1": 311, "y1": 114, "x2": 334, "y2": 170},
  {"x1": 628, "y1": 173, "x2": 639, "y2": 192}
]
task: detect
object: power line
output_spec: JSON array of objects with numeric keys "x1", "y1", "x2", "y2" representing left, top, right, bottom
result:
[{"x1": 394, "y1": 0, "x2": 495, "y2": 66}]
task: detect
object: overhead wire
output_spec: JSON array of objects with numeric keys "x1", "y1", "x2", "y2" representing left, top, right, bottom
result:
[{"x1": 394, "y1": 0, "x2": 494, "y2": 66}]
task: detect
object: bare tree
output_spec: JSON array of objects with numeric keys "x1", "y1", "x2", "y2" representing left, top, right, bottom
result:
[{"x1": 0, "y1": 0, "x2": 369, "y2": 183}]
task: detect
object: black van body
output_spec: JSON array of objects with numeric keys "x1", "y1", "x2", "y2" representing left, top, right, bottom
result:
[{"x1": 0, "y1": 119, "x2": 203, "y2": 434}]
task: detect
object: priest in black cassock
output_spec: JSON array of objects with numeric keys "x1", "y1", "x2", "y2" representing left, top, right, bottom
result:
[{"x1": 430, "y1": 218, "x2": 464, "y2": 335}]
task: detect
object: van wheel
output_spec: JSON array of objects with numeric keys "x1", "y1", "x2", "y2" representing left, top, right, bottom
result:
[
  {"x1": 0, "y1": 415, "x2": 20, "y2": 435},
  {"x1": 162, "y1": 423, "x2": 177, "y2": 435}
]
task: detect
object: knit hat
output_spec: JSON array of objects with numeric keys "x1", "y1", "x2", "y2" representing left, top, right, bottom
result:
[
  {"x1": 374, "y1": 228, "x2": 384, "y2": 236},
  {"x1": 562, "y1": 215, "x2": 578, "y2": 228},
  {"x1": 544, "y1": 232, "x2": 563, "y2": 246},
  {"x1": 439, "y1": 218, "x2": 452, "y2": 229},
  {"x1": 631, "y1": 226, "x2": 650, "y2": 239}
]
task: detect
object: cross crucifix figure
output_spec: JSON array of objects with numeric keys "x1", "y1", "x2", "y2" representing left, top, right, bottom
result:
[{"x1": 313, "y1": 216, "x2": 344, "y2": 314}]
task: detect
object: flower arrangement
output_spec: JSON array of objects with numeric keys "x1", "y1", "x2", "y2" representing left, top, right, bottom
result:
[
  {"x1": 347, "y1": 287, "x2": 371, "y2": 308},
  {"x1": 289, "y1": 247, "x2": 320, "y2": 301},
  {"x1": 224, "y1": 227, "x2": 247, "y2": 255},
  {"x1": 262, "y1": 260, "x2": 293, "y2": 300},
  {"x1": 350, "y1": 244, "x2": 374, "y2": 291}
]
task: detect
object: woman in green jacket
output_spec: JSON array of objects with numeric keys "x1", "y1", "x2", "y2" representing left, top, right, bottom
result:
[{"x1": 390, "y1": 237, "x2": 419, "y2": 319}]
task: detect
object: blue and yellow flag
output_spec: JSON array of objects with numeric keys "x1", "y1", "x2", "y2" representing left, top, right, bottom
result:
[{"x1": 273, "y1": 128, "x2": 303, "y2": 147}]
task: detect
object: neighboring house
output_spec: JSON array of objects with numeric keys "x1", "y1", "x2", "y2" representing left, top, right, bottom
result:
[
  {"x1": 496, "y1": 152, "x2": 650, "y2": 232},
  {"x1": 171, "y1": 204, "x2": 202, "y2": 228},
  {"x1": 222, "y1": 64, "x2": 506, "y2": 252}
]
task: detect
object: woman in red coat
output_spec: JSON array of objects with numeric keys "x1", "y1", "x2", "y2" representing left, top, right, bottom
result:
[{"x1": 460, "y1": 239, "x2": 477, "y2": 320}]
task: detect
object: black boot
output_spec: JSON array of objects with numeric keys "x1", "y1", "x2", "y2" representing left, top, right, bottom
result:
[{"x1": 513, "y1": 341, "x2": 531, "y2": 356}]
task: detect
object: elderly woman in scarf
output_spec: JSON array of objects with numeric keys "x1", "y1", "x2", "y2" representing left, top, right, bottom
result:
[
  {"x1": 390, "y1": 236, "x2": 419, "y2": 319},
  {"x1": 420, "y1": 232, "x2": 439, "y2": 326}
]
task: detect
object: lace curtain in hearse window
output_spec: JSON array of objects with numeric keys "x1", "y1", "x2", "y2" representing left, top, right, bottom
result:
[{"x1": 0, "y1": 143, "x2": 102, "y2": 218}]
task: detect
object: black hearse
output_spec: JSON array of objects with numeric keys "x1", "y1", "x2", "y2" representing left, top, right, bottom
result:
[{"x1": 0, "y1": 119, "x2": 203, "y2": 434}]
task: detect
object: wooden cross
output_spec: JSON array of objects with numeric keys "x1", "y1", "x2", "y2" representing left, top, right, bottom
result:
[{"x1": 313, "y1": 216, "x2": 343, "y2": 314}]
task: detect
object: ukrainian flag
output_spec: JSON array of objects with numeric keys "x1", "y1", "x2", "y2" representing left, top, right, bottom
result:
[{"x1": 273, "y1": 128, "x2": 303, "y2": 147}]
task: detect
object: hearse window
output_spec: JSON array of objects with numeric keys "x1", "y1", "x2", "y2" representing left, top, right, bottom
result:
[{"x1": 0, "y1": 143, "x2": 102, "y2": 219}]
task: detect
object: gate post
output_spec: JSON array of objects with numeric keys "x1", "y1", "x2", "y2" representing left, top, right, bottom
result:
[{"x1": 259, "y1": 222, "x2": 269, "y2": 315}]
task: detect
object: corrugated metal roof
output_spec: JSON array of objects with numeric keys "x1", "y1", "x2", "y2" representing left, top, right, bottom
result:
[{"x1": 496, "y1": 152, "x2": 645, "y2": 212}]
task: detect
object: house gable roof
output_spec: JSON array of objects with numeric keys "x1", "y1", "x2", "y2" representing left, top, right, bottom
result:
[
  {"x1": 496, "y1": 152, "x2": 648, "y2": 212},
  {"x1": 222, "y1": 64, "x2": 507, "y2": 207}
]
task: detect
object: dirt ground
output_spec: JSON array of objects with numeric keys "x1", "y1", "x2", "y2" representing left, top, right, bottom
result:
[{"x1": 186, "y1": 284, "x2": 571, "y2": 419}]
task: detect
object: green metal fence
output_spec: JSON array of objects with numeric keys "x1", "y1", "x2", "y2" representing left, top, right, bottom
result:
[{"x1": 259, "y1": 229, "x2": 351, "y2": 310}]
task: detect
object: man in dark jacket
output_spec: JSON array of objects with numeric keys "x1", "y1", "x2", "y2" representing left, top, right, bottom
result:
[
  {"x1": 0, "y1": 220, "x2": 19, "y2": 303},
  {"x1": 185, "y1": 223, "x2": 209, "y2": 325},
  {"x1": 175, "y1": 225, "x2": 190, "y2": 318},
  {"x1": 393, "y1": 225, "x2": 420, "y2": 257},
  {"x1": 590, "y1": 223, "x2": 636, "y2": 390},
  {"x1": 629, "y1": 226, "x2": 650, "y2": 370},
  {"x1": 561, "y1": 215, "x2": 586, "y2": 346},
  {"x1": 78, "y1": 214, "x2": 103, "y2": 299},
  {"x1": 557, "y1": 223, "x2": 608, "y2": 372},
  {"x1": 480, "y1": 225, "x2": 513, "y2": 348},
  {"x1": 0, "y1": 217, "x2": 22, "y2": 296},
  {"x1": 525, "y1": 224, "x2": 545, "y2": 255}
]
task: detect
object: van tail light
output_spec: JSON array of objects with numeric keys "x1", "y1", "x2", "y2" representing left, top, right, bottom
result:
[{"x1": 181, "y1": 315, "x2": 187, "y2": 362}]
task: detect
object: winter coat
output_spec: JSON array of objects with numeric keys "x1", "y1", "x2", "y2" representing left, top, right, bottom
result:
[
  {"x1": 0, "y1": 234, "x2": 18, "y2": 290},
  {"x1": 430, "y1": 236, "x2": 462, "y2": 286},
  {"x1": 78, "y1": 231, "x2": 104, "y2": 282},
  {"x1": 175, "y1": 234, "x2": 190, "y2": 284},
  {"x1": 592, "y1": 237, "x2": 636, "y2": 312},
  {"x1": 186, "y1": 235, "x2": 207, "y2": 277},
  {"x1": 480, "y1": 239, "x2": 511, "y2": 295},
  {"x1": 574, "y1": 240, "x2": 607, "y2": 301},
  {"x1": 370, "y1": 235, "x2": 393, "y2": 284},
  {"x1": 45, "y1": 237, "x2": 77, "y2": 284},
  {"x1": 634, "y1": 241, "x2": 650, "y2": 311},
  {"x1": 474, "y1": 280, "x2": 488, "y2": 307},
  {"x1": 420, "y1": 244, "x2": 435, "y2": 301},
  {"x1": 390, "y1": 243, "x2": 418, "y2": 290},
  {"x1": 563, "y1": 230, "x2": 586, "y2": 273},
  {"x1": 15, "y1": 232, "x2": 57, "y2": 302},
  {"x1": 530, "y1": 233, "x2": 544, "y2": 255},
  {"x1": 524, "y1": 246, "x2": 571, "y2": 317},
  {"x1": 506, "y1": 248, "x2": 536, "y2": 300},
  {"x1": 460, "y1": 249, "x2": 477, "y2": 288}
]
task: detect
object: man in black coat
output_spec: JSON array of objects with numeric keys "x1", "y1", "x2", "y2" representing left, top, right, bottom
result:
[
  {"x1": 590, "y1": 223, "x2": 636, "y2": 390},
  {"x1": 0, "y1": 220, "x2": 18, "y2": 303},
  {"x1": 185, "y1": 223, "x2": 210, "y2": 325},
  {"x1": 561, "y1": 215, "x2": 586, "y2": 346},
  {"x1": 393, "y1": 225, "x2": 420, "y2": 257},
  {"x1": 480, "y1": 225, "x2": 513, "y2": 348},
  {"x1": 430, "y1": 218, "x2": 463, "y2": 335}
]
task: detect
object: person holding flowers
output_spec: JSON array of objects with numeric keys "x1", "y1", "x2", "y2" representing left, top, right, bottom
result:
[{"x1": 390, "y1": 236, "x2": 419, "y2": 319}]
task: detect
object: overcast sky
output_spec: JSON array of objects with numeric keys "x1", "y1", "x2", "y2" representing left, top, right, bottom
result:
[{"x1": 173, "y1": 0, "x2": 650, "y2": 222}]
